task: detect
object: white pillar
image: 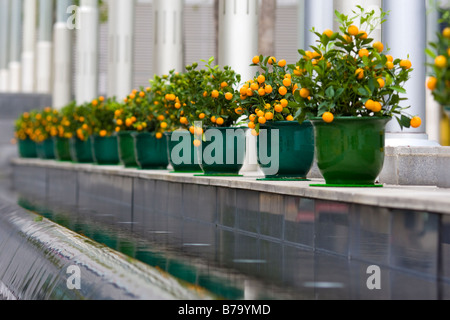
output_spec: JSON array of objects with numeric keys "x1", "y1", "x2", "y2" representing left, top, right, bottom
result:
[
  {"x1": 53, "y1": 0, "x2": 74, "y2": 109},
  {"x1": 297, "y1": 0, "x2": 306, "y2": 50},
  {"x1": 22, "y1": 0, "x2": 37, "y2": 93},
  {"x1": 115, "y1": 0, "x2": 135, "y2": 100},
  {"x1": 153, "y1": 0, "x2": 184, "y2": 76},
  {"x1": 107, "y1": 0, "x2": 117, "y2": 98},
  {"x1": 9, "y1": 0, "x2": 22, "y2": 92},
  {"x1": 382, "y1": 0, "x2": 438, "y2": 146},
  {"x1": 218, "y1": 0, "x2": 258, "y2": 84},
  {"x1": 36, "y1": 0, "x2": 54, "y2": 94},
  {"x1": 0, "y1": 0, "x2": 11, "y2": 92},
  {"x1": 304, "y1": 0, "x2": 334, "y2": 50},
  {"x1": 76, "y1": 0, "x2": 99, "y2": 104},
  {"x1": 333, "y1": 0, "x2": 382, "y2": 43}
]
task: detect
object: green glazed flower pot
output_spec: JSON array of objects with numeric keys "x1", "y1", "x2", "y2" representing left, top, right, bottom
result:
[
  {"x1": 17, "y1": 138, "x2": 37, "y2": 158},
  {"x1": 165, "y1": 131, "x2": 202, "y2": 173},
  {"x1": 70, "y1": 137, "x2": 94, "y2": 163},
  {"x1": 257, "y1": 121, "x2": 315, "y2": 179},
  {"x1": 199, "y1": 127, "x2": 247, "y2": 175},
  {"x1": 118, "y1": 131, "x2": 139, "y2": 168},
  {"x1": 36, "y1": 138, "x2": 55, "y2": 160},
  {"x1": 53, "y1": 137, "x2": 72, "y2": 161},
  {"x1": 310, "y1": 116, "x2": 391, "y2": 185},
  {"x1": 91, "y1": 135, "x2": 120, "y2": 165},
  {"x1": 133, "y1": 132, "x2": 169, "y2": 170}
]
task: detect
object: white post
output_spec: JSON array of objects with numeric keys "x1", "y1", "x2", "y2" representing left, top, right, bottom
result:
[
  {"x1": 218, "y1": 0, "x2": 259, "y2": 84},
  {"x1": 36, "y1": 0, "x2": 54, "y2": 94},
  {"x1": 9, "y1": 0, "x2": 22, "y2": 92},
  {"x1": 0, "y1": 0, "x2": 11, "y2": 92},
  {"x1": 304, "y1": 0, "x2": 334, "y2": 50},
  {"x1": 383, "y1": 0, "x2": 439, "y2": 146},
  {"x1": 107, "y1": 0, "x2": 117, "y2": 98},
  {"x1": 153, "y1": 0, "x2": 184, "y2": 76},
  {"x1": 115, "y1": 0, "x2": 135, "y2": 100},
  {"x1": 76, "y1": 0, "x2": 99, "y2": 104},
  {"x1": 333, "y1": 0, "x2": 382, "y2": 43},
  {"x1": 22, "y1": 0, "x2": 37, "y2": 93},
  {"x1": 53, "y1": 0, "x2": 74, "y2": 109},
  {"x1": 297, "y1": 0, "x2": 306, "y2": 50}
]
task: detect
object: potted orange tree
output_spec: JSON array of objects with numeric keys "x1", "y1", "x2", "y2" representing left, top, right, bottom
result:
[
  {"x1": 33, "y1": 107, "x2": 57, "y2": 160},
  {"x1": 294, "y1": 6, "x2": 420, "y2": 186},
  {"x1": 68, "y1": 102, "x2": 95, "y2": 163},
  {"x1": 239, "y1": 55, "x2": 315, "y2": 181},
  {"x1": 51, "y1": 104, "x2": 74, "y2": 162},
  {"x1": 426, "y1": 9, "x2": 449, "y2": 116},
  {"x1": 83, "y1": 96, "x2": 121, "y2": 165},
  {"x1": 186, "y1": 58, "x2": 245, "y2": 176},
  {"x1": 14, "y1": 110, "x2": 39, "y2": 158}
]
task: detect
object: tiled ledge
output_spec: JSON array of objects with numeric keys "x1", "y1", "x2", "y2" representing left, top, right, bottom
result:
[{"x1": 10, "y1": 158, "x2": 450, "y2": 215}]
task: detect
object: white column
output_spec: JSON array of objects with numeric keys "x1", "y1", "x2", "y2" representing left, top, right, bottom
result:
[
  {"x1": 297, "y1": 0, "x2": 306, "y2": 50},
  {"x1": 218, "y1": 0, "x2": 258, "y2": 84},
  {"x1": 382, "y1": 0, "x2": 438, "y2": 146},
  {"x1": 22, "y1": 0, "x2": 37, "y2": 93},
  {"x1": 304, "y1": 0, "x2": 334, "y2": 50},
  {"x1": 426, "y1": 0, "x2": 442, "y2": 144},
  {"x1": 0, "y1": 0, "x2": 11, "y2": 92},
  {"x1": 153, "y1": 0, "x2": 184, "y2": 76},
  {"x1": 53, "y1": 0, "x2": 74, "y2": 109},
  {"x1": 107, "y1": 0, "x2": 117, "y2": 98},
  {"x1": 76, "y1": 0, "x2": 99, "y2": 104},
  {"x1": 115, "y1": 0, "x2": 135, "y2": 100},
  {"x1": 9, "y1": 0, "x2": 22, "y2": 92},
  {"x1": 333, "y1": 0, "x2": 382, "y2": 42},
  {"x1": 36, "y1": 0, "x2": 54, "y2": 94}
]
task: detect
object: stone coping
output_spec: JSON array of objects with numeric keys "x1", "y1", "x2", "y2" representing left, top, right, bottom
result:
[{"x1": 11, "y1": 158, "x2": 450, "y2": 215}]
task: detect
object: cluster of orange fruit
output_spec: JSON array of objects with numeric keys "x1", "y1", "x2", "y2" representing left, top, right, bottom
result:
[{"x1": 427, "y1": 27, "x2": 450, "y2": 92}]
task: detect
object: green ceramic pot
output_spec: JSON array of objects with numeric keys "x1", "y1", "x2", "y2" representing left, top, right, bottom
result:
[
  {"x1": 199, "y1": 127, "x2": 247, "y2": 175},
  {"x1": 133, "y1": 132, "x2": 169, "y2": 170},
  {"x1": 257, "y1": 121, "x2": 314, "y2": 179},
  {"x1": 53, "y1": 137, "x2": 72, "y2": 161},
  {"x1": 91, "y1": 135, "x2": 120, "y2": 165},
  {"x1": 36, "y1": 138, "x2": 55, "y2": 160},
  {"x1": 17, "y1": 138, "x2": 38, "y2": 158},
  {"x1": 165, "y1": 131, "x2": 202, "y2": 173},
  {"x1": 70, "y1": 137, "x2": 94, "y2": 163},
  {"x1": 118, "y1": 131, "x2": 139, "y2": 168},
  {"x1": 310, "y1": 116, "x2": 390, "y2": 185}
]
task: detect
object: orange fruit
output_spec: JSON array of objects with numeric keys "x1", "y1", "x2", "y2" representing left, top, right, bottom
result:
[
  {"x1": 371, "y1": 101, "x2": 382, "y2": 113},
  {"x1": 386, "y1": 61, "x2": 394, "y2": 70},
  {"x1": 268, "y1": 57, "x2": 277, "y2": 65},
  {"x1": 265, "y1": 112, "x2": 274, "y2": 120},
  {"x1": 377, "y1": 78, "x2": 385, "y2": 88},
  {"x1": 278, "y1": 86, "x2": 288, "y2": 96},
  {"x1": 258, "y1": 117, "x2": 267, "y2": 124},
  {"x1": 193, "y1": 139, "x2": 202, "y2": 148},
  {"x1": 139, "y1": 91, "x2": 146, "y2": 98},
  {"x1": 274, "y1": 104, "x2": 283, "y2": 113},
  {"x1": 323, "y1": 29, "x2": 334, "y2": 38},
  {"x1": 359, "y1": 31, "x2": 368, "y2": 39},
  {"x1": 435, "y1": 55, "x2": 447, "y2": 69},
  {"x1": 257, "y1": 110, "x2": 265, "y2": 118},
  {"x1": 160, "y1": 122, "x2": 168, "y2": 129},
  {"x1": 355, "y1": 68, "x2": 364, "y2": 80},
  {"x1": 248, "y1": 122, "x2": 256, "y2": 129},
  {"x1": 348, "y1": 25, "x2": 359, "y2": 36},
  {"x1": 235, "y1": 107, "x2": 244, "y2": 115},
  {"x1": 211, "y1": 90, "x2": 220, "y2": 98},
  {"x1": 300, "y1": 88, "x2": 310, "y2": 99},
  {"x1": 211, "y1": 116, "x2": 217, "y2": 123},
  {"x1": 257, "y1": 75, "x2": 266, "y2": 84},
  {"x1": 322, "y1": 112, "x2": 334, "y2": 123},
  {"x1": 286, "y1": 115, "x2": 294, "y2": 121},
  {"x1": 252, "y1": 56, "x2": 260, "y2": 64},
  {"x1": 99, "y1": 130, "x2": 107, "y2": 137},
  {"x1": 359, "y1": 48, "x2": 370, "y2": 58},
  {"x1": 427, "y1": 77, "x2": 437, "y2": 91},
  {"x1": 156, "y1": 132, "x2": 163, "y2": 139},
  {"x1": 365, "y1": 99, "x2": 375, "y2": 111},
  {"x1": 225, "y1": 92, "x2": 233, "y2": 100},
  {"x1": 250, "y1": 82, "x2": 259, "y2": 91},
  {"x1": 410, "y1": 116, "x2": 422, "y2": 128},
  {"x1": 251, "y1": 129, "x2": 259, "y2": 137},
  {"x1": 258, "y1": 88, "x2": 266, "y2": 96},
  {"x1": 199, "y1": 113, "x2": 206, "y2": 120},
  {"x1": 283, "y1": 78, "x2": 292, "y2": 87},
  {"x1": 294, "y1": 66, "x2": 303, "y2": 76},
  {"x1": 249, "y1": 114, "x2": 257, "y2": 122},
  {"x1": 385, "y1": 55, "x2": 394, "y2": 62},
  {"x1": 221, "y1": 82, "x2": 228, "y2": 88},
  {"x1": 443, "y1": 27, "x2": 450, "y2": 39},
  {"x1": 246, "y1": 88, "x2": 254, "y2": 96},
  {"x1": 240, "y1": 86, "x2": 248, "y2": 95},
  {"x1": 400, "y1": 59, "x2": 412, "y2": 69},
  {"x1": 278, "y1": 59, "x2": 287, "y2": 68},
  {"x1": 216, "y1": 117, "x2": 224, "y2": 126},
  {"x1": 280, "y1": 99, "x2": 288, "y2": 108},
  {"x1": 373, "y1": 41, "x2": 384, "y2": 53}
]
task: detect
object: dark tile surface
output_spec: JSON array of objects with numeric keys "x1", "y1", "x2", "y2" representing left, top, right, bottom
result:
[
  {"x1": 284, "y1": 196, "x2": 315, "y2": 247},
  {"x1": 182, "y1": 184, "x2": 217, "y2": 223},
  {"x1": 259, "y1": 193, "x2": 284, "y2": 239},
  {"x1": 217, "y1": 187, "x2": 236, "y2": 228},
  {"x1": 236, "y1": 189, "x2": 260, "y2": 234}
]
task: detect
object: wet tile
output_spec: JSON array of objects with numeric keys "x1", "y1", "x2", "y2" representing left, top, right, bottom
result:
[
  {"x1": 166, "y1": 182, "x2": 183, "y2": 218},
  {"x1": 217, "y1": 187, "x2": 236, "y2": 228},
  {"x1": 390, "y1": 210, "x2": 439, "y2": 276},
  {"x1": 349, "y1": 205, "x2": 391, "y2": 265},
  {"x1": 284, "y1": 197, "x2": 315, "y2": 247},
  {"x1": 13, "y1": 165, "x2": 47, "y2": 199},
  {"x1": 181, "y1": 220, "x2": 217, "y2": 259},
  {"x1": 132, "y1": 178, "x2": 156, "y2": 226},
  {"x1": 153, "y1": 180, "x2": 169, "y2": 215},
  {"x1": 182, "y1": 184, "x2": 217, "y2": 223},
  {"x1": 259, "y1": 193, "x2": 284, "y2": 239},
  {"x1": 315, "y1": 200, "x2": 351, "y2": 256},
  {"x1": 390, "y1": 270, "x2": 438, "y2": 300},
  {"x1": 47, "y1": 169, "x2": 77, "y2": 207},
  {"x1": 236, "y1": 189, "x2": 260, "y2": 234}
]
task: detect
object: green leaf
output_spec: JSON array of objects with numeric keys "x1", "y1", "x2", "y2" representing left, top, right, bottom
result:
[
  {"x1": 390, "y1": 86, "x2": 407, "y2": 94},
  {"x1": 325, "y1": 86, "x2": 335, "y2": 98}
]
